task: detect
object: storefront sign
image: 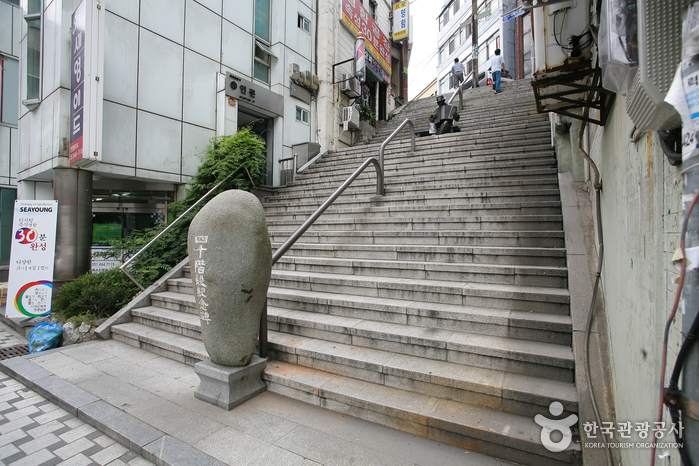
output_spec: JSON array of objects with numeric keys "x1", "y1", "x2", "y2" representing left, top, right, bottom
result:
[
  {"x1": 341, "y1": 0, "x2": 391, "y2": 77},
  {"x1": 6, "y1": 201, "x2": 58, "y2": 319},
  {"x1": 503, "y1": 8, "x2": 526, "y2": 22},
  {"x1": 69, "y1": 0, "x2": 103, "y2": 167},
  {"x1": 225, "y1": 73, "x2": 284, "y2": 116},
  {"x1": 393, "y1": 1, "x2": 409, "y2": 41}
]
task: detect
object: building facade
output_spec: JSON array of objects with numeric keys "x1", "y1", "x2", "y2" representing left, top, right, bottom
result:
[
  {"x1": 13, "y1": 0, "x2": 322, "y2": 279},
  {"x1": 0, "y1": 0, "x2": 21, "y2": 278},
  {"x1": 316, "y1": 0, "x2": 406, "y2": 149},
  {"x1": 436, "y1": 0, "x2": 531, "y2": 94}
]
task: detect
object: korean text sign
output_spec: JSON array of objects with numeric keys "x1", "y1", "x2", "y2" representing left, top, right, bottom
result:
[
  {"x1": 341, "y1": 0, "x2": 391, "y2": 73},
  {"x1": 6, "y1": 201, "x2": 58, "y2": 319},
  {"x1": 393, "y1": 1, "x2": 409, "y2": 41},
  {"x1": 69, "y1": 0, "x2": 86, "y2": 164}
]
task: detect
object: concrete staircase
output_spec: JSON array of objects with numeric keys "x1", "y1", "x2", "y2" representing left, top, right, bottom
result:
[{"x1": 109, "y1": 80, "x2": 581, "y2": 466}]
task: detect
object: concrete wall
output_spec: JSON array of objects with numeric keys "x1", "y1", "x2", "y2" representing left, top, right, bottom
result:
[{"x1": 565, "y1": 95, "x2": 684, "y2": 466}]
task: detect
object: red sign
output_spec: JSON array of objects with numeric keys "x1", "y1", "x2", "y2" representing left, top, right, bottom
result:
[{"x1": 341, "y1": 0, "x2": 391, "y2": 75}]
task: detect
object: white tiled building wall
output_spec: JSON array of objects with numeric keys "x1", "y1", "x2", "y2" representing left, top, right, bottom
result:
[
  {"x1": 17, "y1": 0, "x2": 318, "y2": 193},
  {"x1": 0, "y1": 0, "x2": 20, "y2": 189}
]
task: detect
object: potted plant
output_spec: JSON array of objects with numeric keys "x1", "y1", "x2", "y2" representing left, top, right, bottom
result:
[{"x1": 358, "y1": 104, "x2": 377, "y2": 125}]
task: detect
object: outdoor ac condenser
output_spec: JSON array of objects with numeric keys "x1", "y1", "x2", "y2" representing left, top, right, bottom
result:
[
  {"x1": 342, "y1": 106, "x2": 359, "y2": 129},
  {"x1": 340, "y1": 74, "x2": 360, "y2": 98},
  {"x1": 625, "y1": 0, "x2": 689, "y2": 132}
]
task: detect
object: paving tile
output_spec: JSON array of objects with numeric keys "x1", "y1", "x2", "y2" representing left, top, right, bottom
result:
[
  {"x1": 18, "y1": 432, "x2": 62, "y2": 455},
  {"x1": 9, "y1": 448, "x2": 57, "y2": 466},
  {"x1": 59, "y1": 424, "x2": 97, "y2": 444},
  {"x1": 27, "y1": 419, "x2": 66, "y2": 438},
  {"x1": 0, "y1": 427, "x2": 28, "y2": 447},
  {"x1": 0, "y1": 442, "x2": 20, "y2": 460},
  {"x1": 0, "y1": 416, "x2": 36, "y2": 435},
  {"x1": 90, "y1": 443, "x2": 129, "y2": 465},
  {"x1": 4, "y1": 404, "x2": 40, "y2": 421},
  {"x1": 54, "y1": 437, "x2": 96, "y2": 460},
  {"x1": 34, "y1": 407, "x2": 72, "y2": 425},
  {"x1": 57, "y1": 453, "x2": 92, "y2": 466}
]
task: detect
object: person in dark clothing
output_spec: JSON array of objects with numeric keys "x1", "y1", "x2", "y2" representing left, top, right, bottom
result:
[{"x1": 429, "y1": 95, "x2": 460, "y2": 135}]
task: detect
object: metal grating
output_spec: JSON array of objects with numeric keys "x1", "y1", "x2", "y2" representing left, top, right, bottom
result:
[{"x1": 0, "y1": 344, "x2": 30, "y2": 360}]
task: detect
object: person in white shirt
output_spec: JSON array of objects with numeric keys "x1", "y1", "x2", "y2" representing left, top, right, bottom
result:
[
  {"x1": 451, "y1": 58, "x2": 465, "y2": 90},
  {"x1": 490, "y1": 49, "x2": 505, "y2": 94}
]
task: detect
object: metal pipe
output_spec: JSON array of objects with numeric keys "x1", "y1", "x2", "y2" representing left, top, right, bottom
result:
[
  {"x1": 378, "y1": 119, "x2": 415, "y2": 195},
  {"x1": 259, "y1": 301, "x2": 268, "y2": 358},
  {"x1": 120, "y1": 166, "x2": 245, "y2": 290},
  {"x1": 272, "y1": 156, "x2": 382, "y2": 265}
]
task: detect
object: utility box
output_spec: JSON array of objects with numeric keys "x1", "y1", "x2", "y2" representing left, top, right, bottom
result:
[{"x1": 292, "y1": 142, "x2": 321, "y2": 168}]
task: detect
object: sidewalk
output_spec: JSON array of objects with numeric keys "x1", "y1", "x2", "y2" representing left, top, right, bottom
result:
[
  {"x1": 0, "y1": 321, "x2": 155, "y2": 466},
  {"x1": 0, "y1": 321, "x2": 515, "y2": 466}
]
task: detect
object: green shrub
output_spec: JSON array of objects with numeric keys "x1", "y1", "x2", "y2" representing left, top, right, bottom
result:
[
  {"x1": 98, "y1": 127, "x2": 267, "y2": 288},
  {"x1": 51, "y1": 268, "x2": 140, "y2": 323}
]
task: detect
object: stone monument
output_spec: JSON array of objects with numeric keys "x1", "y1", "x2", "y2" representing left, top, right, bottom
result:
[{"x1": 187, "y1": 190, "x2": 272, "y2": 410}]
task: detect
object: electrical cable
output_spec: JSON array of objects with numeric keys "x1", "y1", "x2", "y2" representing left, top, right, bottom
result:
[
  {"x1": 650, "y1": 187, "x2": 699, "y2": 466},
  {"x1": 578, "y1": 116, "x2": 612, "y2": 466}
]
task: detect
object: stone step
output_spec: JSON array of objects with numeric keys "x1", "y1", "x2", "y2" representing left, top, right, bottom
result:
[
  {"x1": 263, "y1": 361, "x2": 581, "y2": 466},
  {"x1": 292, "y1": 156, "x2": 558, "y2": 187},
  {"x1": 267, "y1": 177, "x2": 561, "y2": 203},
  {"x1": 268, "y1": 243, "x2": 567, "y2": 267},
  {"x1": 111, "y1": 321, "x2": 207, "y2": 365},
  {"x1": 267, "y1": 229, "x2": 565, "y2": 248},
  {"x1": 125, "y1": 303, "x2": 575, "y2": 383},
  {"x1": 265, "y1": 270, "x2": 571, "y2": 315},
  {"x1": 273, "y1": 255, "x2": 568, "y2": 288},
  {"x1": 264, "y1": 329, "x2": 576, "y2": 417},
  {"x1": 264, "y1": 201, "x2": 563, "y2": 221},
  {"x1": 261, "y1": 188, "x2": 562, "y2": 211},
  {"x1": 265, "y1": 214, "x2": 564, "y2": 233},
  {"x1": 265, "y1": 287, "x2": 572, "y2": 345},
  {"x1": 283, "y1": 165, "x2": 561, "y2": 193},
  {"x1": 170, "y1": 270, "x2": 571, "y2": 315}
]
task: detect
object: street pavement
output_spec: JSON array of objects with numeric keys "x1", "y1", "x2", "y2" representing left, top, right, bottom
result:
[
  {"x1": 0, "y1": 321, "x2": 155, "y2": 466},
  {"x1": 0, "y1": 319, "x2": 515, "y2": 466}
]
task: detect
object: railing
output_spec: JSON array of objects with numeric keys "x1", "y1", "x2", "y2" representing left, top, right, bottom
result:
[
  {"x1": 447, "y1": 71, "x2": 473, "y2": 110},
  {"x1": 120, "y1": 165, "x2": 252, "y2": 291},
  {"x1": 378, "y1": 119, "x2": 415, "y2": 196},
  {"x1": 278, "y1": 155, "x2": 296, "y2": 186},
  {"x1": 259, "y1": 119, "x2": 415, "y2": 356}
]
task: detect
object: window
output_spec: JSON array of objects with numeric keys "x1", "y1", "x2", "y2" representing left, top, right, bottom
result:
[
  {"x1": 439, "y1": 46, "x2": 447, "y2": 64},
  {"x1": 254, "y1": 0, "x2": 270, "y2": 42},
  {"x1": 295, "y1": 107, "x2": 309, "y2": 124},
  {"x1": 254, "y1": 43, "x2": 271, "y2": 83},
  {"x1": 298, "y1": 14, "x2": 310, "y2": 33},
  {"x1": 449, "y1": 38, "x2": 455, "y2": 55},
  {"x1": 440, "y1": 10, "x2": 449, "y2": 29},
  {"x1": 483, "y1": 34, "x2": 499, "y2": 62},
  {"x1": 359, "y1": 0, "x2": 376, "y2": 19},
  {"x1": 1, "y1": 56, "x2": 19, "y2": 125},
  {"x1": 453, "y1": 0, "x2": 460, "y2": 15},
  {"x1": 24, "y1": 0, "x2": 41, "y2": 105}
]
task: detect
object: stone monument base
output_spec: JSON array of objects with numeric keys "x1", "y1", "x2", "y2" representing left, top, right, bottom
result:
[{"x1": 194, "y1": 356, "x2": 267, "y2": 410}]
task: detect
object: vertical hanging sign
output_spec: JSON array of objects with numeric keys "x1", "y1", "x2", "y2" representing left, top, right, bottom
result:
[
  {"x1": 6, "y1": 201, "x2": 59, "y2": 319},
  {"x1": 69, "y1": 0, "x2": 103, "y2": 167},
  {"x1": 69, "y1": 0, "x2": 86, "y2": 165}
]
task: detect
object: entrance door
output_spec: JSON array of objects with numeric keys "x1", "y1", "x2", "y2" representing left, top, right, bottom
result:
[{"x1": 238, "y1": 110, "x2": 273, "y2": 185}]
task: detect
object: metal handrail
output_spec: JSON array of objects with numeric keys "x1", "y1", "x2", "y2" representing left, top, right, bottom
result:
[
  {"x1": 259, "y1": 156, "x2": 384, "y2": 357},
  {"x1": 378, "y1": 119, "x2": 415, "y2": 195},
  {"x1": 120, "y1": 165, "x2": 250, "y2": 291},
  {"x1": 448, "y1": 71, "x2": 473, "y2": 109}
]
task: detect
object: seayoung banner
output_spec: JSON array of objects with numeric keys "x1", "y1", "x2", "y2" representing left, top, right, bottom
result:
[{"x1": 6, "y1": 200, "x2": 58, "y2": 319}]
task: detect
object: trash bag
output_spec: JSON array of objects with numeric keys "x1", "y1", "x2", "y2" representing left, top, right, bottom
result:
[{"x1": 28, "y1": 322, "x2": 63, "y2": 354}]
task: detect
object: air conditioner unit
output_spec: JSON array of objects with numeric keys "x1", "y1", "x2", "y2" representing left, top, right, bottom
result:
[
  {"x1": 625, "y1": 0, "x2": 688, "y2": 131},
  {"x1": 299, "y1": 71, "x2": 312, "y2": 87},
  {"x1": 342, "y1": 106, "x2": 359, "y2": 129},
  {"x1": 340, "y1": 74, "x2": 360, "y2": 98},
  {"x1": 309, "y1": 74, "x2": 320, "y2": 90},
  {"x1": 289, "y1": 63, "x2": 300, "y2": 82}
]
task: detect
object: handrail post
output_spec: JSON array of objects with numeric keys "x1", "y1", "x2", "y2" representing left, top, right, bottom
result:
[
  {"x1": 378, "y1": 119, "x2": 415, "y2": 196},
  {"x1": 259, "y1": 300, "x2": 268, "y2": 358}
]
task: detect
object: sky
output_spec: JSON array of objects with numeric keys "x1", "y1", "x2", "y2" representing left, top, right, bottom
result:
[{"x1": 406, "y1": 0, "x2": 444, "y2": 99}]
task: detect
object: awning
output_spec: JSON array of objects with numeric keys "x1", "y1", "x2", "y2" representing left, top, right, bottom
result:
[{"x1": 256, "y1": 41, "x2": 277, "y2": 58}]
